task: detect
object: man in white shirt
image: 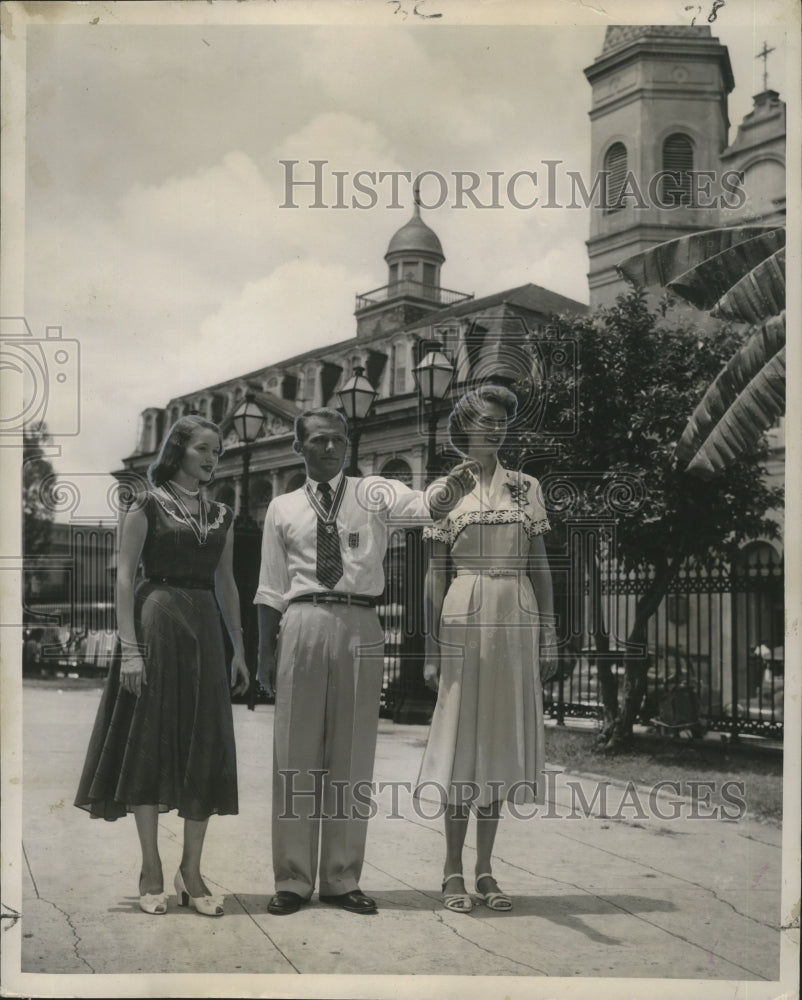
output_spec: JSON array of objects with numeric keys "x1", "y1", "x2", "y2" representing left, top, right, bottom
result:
[{"x1": 255, "y1": 406, "x2": 473, "y2": 915}]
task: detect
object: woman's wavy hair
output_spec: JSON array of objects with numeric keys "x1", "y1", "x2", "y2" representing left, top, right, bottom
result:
[
  {"x1": 448, "y1": 384, "x2": 518, "y2": 456},
  {"x1": 148, "y1": 415, "x2": 224, "y2": 487}
]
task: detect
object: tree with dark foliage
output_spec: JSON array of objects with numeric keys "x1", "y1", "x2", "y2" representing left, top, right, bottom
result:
[
  {"x1": 23, "y1": 423, "x2": 57, "y2": 603},
  {"x1": 512, "y1": 290, "x2": 782, "y2": 752}
]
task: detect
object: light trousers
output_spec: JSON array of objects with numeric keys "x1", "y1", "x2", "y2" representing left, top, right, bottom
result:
[{"x1": 271, "y1": 602, "x2": 385, "y2": 898}]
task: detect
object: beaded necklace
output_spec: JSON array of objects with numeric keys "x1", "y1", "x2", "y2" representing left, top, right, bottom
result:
[
  {"x1": 158, "y1": 482, "x2": 209, "y2": 546},
  {"x1": 168, "y1": 479, "x2": 200, "y2": 497}
]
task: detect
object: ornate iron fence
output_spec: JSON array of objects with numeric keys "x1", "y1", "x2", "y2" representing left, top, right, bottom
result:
[
  {"x1": 545, "y1": 544, "x2": 785, "y2": 740},
  {"x1": 378, "y1": 527, "x2": 785, "y2": 741}
]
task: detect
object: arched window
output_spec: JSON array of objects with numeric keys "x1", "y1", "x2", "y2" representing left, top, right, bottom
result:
[
  {"x1": 604, "y1": 142, "x2": 628, "y2": 214},
  {"x1": 211, "y1": 482, "x2": 236, "y2": 508},
  {"x1": 249, "y1": 477, "x2": 273, "y2": 527},
  {"x1": 661, "y1": 133, "x2": 694, "y2": 207},
  {"x1": 283, "y1": 472, "x2": 306, "y2": 494},
  {"x1": 381, "y1": 458, "x2": 413, "y2": 488}
]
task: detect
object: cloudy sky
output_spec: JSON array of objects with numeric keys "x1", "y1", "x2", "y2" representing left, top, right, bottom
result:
[{"x1": 8, "y1": 0, "x2": 791, "y2": 520}]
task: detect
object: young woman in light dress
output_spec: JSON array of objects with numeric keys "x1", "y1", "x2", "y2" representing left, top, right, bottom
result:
[{"x1": 415, "y1": 385, "x2": 557, "y2": 914}]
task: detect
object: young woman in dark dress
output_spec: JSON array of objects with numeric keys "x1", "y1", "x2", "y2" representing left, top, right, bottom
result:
[{"x1": 75, "y1": 416, "x2": 249, "y2": 916}]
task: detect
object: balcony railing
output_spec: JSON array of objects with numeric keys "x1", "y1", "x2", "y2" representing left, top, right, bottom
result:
[{"x1": 355, "y1": 280, "x2": 473, "y2": 312}]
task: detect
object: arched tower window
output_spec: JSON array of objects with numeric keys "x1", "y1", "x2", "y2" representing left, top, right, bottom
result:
[
  {"x1": 661, "y1": 133, "x2": 694, "y2": 207},
  {"x1": 603, "y1": 142, "x2": 628, "y2": 214},
  {"x1": 381, "y1": 458, "x2": 413, "y2": 488}
]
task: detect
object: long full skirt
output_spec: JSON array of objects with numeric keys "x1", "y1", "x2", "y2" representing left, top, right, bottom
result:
[{"x1": 74, "y1": 582, "x2": 238, "y2": 821}]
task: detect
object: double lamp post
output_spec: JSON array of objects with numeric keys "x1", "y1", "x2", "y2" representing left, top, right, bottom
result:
[
  {"x1": 230, "y1": 393, "x2": 267, "y2": 708},
  {"x1": 335, "y1": 346, "x2": 455, "y2": 481}
]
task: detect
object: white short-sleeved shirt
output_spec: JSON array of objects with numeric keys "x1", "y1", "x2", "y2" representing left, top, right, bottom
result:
[{"x1": 255, "y1": 472, "x2": 438, "y2": 613}]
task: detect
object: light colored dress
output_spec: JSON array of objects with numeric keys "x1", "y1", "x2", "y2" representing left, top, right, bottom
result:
[{"x1": 415, "y1": 464, "x2": 550, "y2": 808}]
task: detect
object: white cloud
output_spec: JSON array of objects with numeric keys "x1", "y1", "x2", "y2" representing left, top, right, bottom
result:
[
  {"x1": 118, "y1": 152, "x2": 279, "y2": 286},
  {"x1": 196, "y1": 258, "x2": 373, "y2": 380}
]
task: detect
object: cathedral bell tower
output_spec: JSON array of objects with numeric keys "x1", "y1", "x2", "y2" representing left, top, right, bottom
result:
[{"x1": 584, "y1": 25, "x2": 734, "y2": 306}]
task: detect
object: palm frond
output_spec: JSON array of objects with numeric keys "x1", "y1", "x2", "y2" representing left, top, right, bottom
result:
[
  {"x1": 666, "y1": 229, "x2": 785, "y2": 310},
  {"x1": 615, "y1": 225, "x2": 777, "y2": 290},
  {"x1": 675, "y1": 312, "x2": 786, "y2": 479},
  {"x1": 711, "y1": 247, "x2": 786, "y2": 324}
]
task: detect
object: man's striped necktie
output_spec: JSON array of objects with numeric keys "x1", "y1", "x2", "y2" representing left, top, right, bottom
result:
[{"x1": 315, "y1": 482, "x2": 344, "y2": 589}]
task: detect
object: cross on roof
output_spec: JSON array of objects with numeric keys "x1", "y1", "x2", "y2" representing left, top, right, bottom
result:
[{"x1": 756, "y1": 40, "x2": 776, "y2": 92}]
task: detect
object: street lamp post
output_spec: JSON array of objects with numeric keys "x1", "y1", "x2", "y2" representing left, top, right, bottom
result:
[
  {"x1": 412, "y1": 345, "x2": 455, "y2": 484},
  {"x1": 337, "y1": 366, "x2": 377, "y2": 475},
  {"x1": 391, "y1": 345, "x2": 455, "y2": 725},
  {"x1": 229, "y1": 393, "x2": 266, "y2": 709},
  {"x1": 230, "y1": 393, "x2": 267, "y2": 525}
]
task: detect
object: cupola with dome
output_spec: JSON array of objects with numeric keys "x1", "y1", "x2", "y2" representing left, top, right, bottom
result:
[{"x1": 354, "y1": 192, "x2": 472, "y2": 339}]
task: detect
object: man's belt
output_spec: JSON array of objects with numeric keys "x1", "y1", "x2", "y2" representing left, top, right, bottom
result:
[
  {"x1": 146, "y1": 576, "x2": 214, "y2": 590},
  {"x1": 288, "y1": 592, "x2": 377, "y2": 608},
  {"x1": 455, "y1": 568, "x2": 522, "y2": 577}
]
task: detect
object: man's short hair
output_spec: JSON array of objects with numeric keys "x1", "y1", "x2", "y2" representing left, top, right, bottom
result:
[{"x1": 294, "y1": 407, "x2": 349, "y2": 444}]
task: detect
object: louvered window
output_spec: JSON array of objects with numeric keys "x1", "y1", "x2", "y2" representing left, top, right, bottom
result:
[
  {"x1": 604, "y1": 142, "x2": 628, "y2": 214},
  {"x1": 389, "y1": 344, "x2": 407, "y2": 396},
  {"x1": 661, "y1": 134, "x2": 694, "y2": 207},
  {"x1": 422, "y1": 262, "x2": 436, "y2": 298}
]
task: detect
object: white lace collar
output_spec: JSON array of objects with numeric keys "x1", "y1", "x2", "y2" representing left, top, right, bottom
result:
[{"x1": 151, "y1": 488, "x2": 227, "y2": 534}]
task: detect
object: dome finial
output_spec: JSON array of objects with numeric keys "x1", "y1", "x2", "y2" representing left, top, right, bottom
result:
[{"x1": 384, "y1": 181, "x2": 444, "y2": 262}]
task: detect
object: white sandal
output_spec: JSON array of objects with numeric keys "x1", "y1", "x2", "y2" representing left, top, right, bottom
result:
[
  {"x1": 442, "y1": 873, "x2": 473, "y2": 914},
  {"x1": 475, "y1": 872, "x2": 512, "y2": 911},
  {"x1": 174, "y1": 868, "x2": 224, "y2": 917},
  {"x1": 138, "y1": 874, "x2": 167, "y2": 915}
]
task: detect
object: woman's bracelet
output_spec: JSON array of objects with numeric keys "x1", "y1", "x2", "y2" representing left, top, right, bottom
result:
[{"x1": 119, "y1": 638, "x2": 147, "y2": 655}]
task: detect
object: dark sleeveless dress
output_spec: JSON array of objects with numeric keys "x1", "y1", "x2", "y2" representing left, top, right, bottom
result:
[{"x1": 74, "y1": 490, "x2": 239, "y2": 821}]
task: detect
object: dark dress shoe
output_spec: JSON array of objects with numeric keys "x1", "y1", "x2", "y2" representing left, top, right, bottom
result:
[
  {"x1": 318, "y1": 889, "x2": 377, "y2": 914},
  {"x1": 267, "y1": 891, "x2": 305, "y2": 915}
]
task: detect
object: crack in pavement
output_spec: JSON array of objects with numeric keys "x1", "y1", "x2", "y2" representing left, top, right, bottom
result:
[
  {"x1": 496, "y1": 848, "x2": 771, "y2": 980},
  {"x1": 229, "y1": 894, "x2": 301, "y2": 973},
  {"x1": 430, "y1": 907, "x2": 549, "y2": 975},
  {"x1": 737, "y1": 829, "x2": 783, "y2": 849},
  {"x1": 363, "y1": 860, "x2": 549, "y2": 975},
  {"x1": 546, "y1": 828, "x2": 780, "y2": 930},
  {"x1": 22, "y1": 842, "x2": 95, "y2": 974}
]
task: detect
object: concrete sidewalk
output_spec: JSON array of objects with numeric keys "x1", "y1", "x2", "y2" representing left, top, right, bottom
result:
[{"x1": 3, "y1": 681, "x2": 797, "y2": 999}]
